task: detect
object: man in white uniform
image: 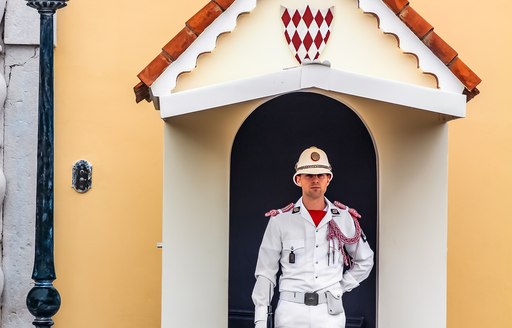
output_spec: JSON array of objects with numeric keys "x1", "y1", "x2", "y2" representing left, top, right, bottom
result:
[{"x1": 252, "y1": 146, "x2": 374, "y2": 328}]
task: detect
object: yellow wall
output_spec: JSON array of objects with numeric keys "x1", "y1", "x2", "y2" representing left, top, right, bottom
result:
[
  {"x1": 54, "y1": 0, "x2": 206, "y2": 327},
  {"x1": 412, "y1": 1, "x2": 512, "y2": 327},
  {"x1": 54, "y1": 1, "x2": 511, "y2": 328}
]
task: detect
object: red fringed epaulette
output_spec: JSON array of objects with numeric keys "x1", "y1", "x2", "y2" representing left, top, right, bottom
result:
[
  {"x1": 265, "y1": 203, "x2": 294, "y2": 217},
  {"x1": 334, "y1": 200, "x2": 362, "y2": 219}
]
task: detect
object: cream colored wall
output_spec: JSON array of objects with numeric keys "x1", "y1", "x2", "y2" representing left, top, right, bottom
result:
[
  {"x1": 412, "y1": 1, "x2": 512, "y2": 327},
  {"x1": 53, "y1": 0, "x2": 207, "y2": 327},
  {"x1": 162, "y1": 91, "x2": 449, "y2": 328},
  {"x1": 174, "y1": 0, "x2": 436, "y2": 93},
  {"x1": 54, "y1": 1, "x2": 511, "y2": 328},
  {"x1": 162, "y1": 102, "x2": 255, "y2": 328},
  {"x1": 333, "y1": 94, "x2": 449, "y2": 328}
]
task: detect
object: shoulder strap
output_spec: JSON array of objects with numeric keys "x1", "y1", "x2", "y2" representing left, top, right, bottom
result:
[
  {"x1": 334, "y1": 200, "x2": 361, "y2": 219},
  {"x1": 264, "y1": 202, "x2": 294, "y2": 217}
]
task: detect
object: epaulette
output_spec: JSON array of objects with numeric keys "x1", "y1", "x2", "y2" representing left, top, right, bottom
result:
[
  {"x1": 264, "y1": 203, "x2": 294, "y2": 217},
  {"x1": 334, "y1": 200, "x2": 362, "y2": 219},
  {"x1": 333, "y1": 201, "x2": 347, "y2": 210}
]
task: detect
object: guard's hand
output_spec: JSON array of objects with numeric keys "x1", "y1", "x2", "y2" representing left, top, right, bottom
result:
[{"x1": 255, "y1": 320, "x2": 266, "y2": 328}]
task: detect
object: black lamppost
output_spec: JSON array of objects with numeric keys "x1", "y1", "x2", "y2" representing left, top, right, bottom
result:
[{"x1": 25, "y1": 1, "x2": 68, "y2": 327}]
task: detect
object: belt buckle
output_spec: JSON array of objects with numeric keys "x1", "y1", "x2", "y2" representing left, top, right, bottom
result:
[{"x1": 304, "y1": 292, "x2": 319, "y2": 306}]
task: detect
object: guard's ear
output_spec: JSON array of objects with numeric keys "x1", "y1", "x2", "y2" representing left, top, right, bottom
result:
[
  {"x1": 326, "y1": 174, "x2": 332, "y2": 185},
  {"x1": 295, "y1": 175, "x2": 302, "y2": 187}
]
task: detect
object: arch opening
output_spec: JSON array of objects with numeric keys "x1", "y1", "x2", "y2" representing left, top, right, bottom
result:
[{"x1": 228, "y1": 92, "x2": 378, "y2": 327}]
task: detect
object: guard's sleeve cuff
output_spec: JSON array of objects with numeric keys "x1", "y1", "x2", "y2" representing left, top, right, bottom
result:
[
  {"x1": 254, "y1": 306, "x2": 268, "y2": 323},
  {"x1": 341, "y1": 271, "x2": 360, "y2": 292}
]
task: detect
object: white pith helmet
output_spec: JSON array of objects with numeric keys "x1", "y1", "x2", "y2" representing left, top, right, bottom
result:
[{"x1": 293, "y1": 146, "x2": 333, "y2": 186}]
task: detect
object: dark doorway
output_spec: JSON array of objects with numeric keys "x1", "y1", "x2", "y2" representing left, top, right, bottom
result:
[{"x1": 228, "y1": 92, "x2": 377, "y2": 327}]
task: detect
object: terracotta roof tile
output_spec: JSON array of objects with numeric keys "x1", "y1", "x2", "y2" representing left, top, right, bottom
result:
[
  {"x1": 186, "y1": 1, "x2": 223, "y2": 35},
  {"x1": 449, "y1": 57, "x2": 482, "y2": 92},
  {"x1": 162, "y1": 27, "x2": 198, "y2": 61},
  {"x1": 135, "y1": 1, "x2": 233, "y2": 92},
  {"x1": 383, "y1": 0, "x2": 409, "y2": 14},
  {"x1": 213, "y1": 0, "x2": 235, "y2": 11},
  {"x1": 423, "y1": 31, "x2": 457, "y2": 65},
  {"x1": 137, "y1": 52, "x2": 173, "y2": 87},
  {"x1": 382, "y1": 1, "x2": 481, "y2": 94},
  {"x1": 399, "y1": 6, "x2": 432, "y2": 39},
  {"x1": 135, "y1": 0, "x2": 481, "y2": 103}
]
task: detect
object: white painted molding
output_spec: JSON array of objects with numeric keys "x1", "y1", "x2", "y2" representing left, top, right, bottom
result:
[{"x1": 158, "y1": 64, "x2": 466, "y2": 119}]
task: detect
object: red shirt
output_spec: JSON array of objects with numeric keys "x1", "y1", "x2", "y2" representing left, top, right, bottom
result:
[{"x1": 308, "y1": 210, "x2": 327, "y2": 227}]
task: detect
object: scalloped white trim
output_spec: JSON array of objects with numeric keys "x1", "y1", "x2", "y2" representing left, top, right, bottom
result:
[
  {"x1": 151, "y1": 0, "x2": 257, "y2": 96},
  {"x1": 358, "y1": 0, "x2": 464, "y2": 93},
  {"x1": 151, "y1": 0, "x2": 465, "y2": 98}
]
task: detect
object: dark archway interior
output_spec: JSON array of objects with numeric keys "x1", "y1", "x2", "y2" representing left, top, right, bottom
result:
[{"x1": 229, "y1": 92, "x2": 377, "y2": 328}]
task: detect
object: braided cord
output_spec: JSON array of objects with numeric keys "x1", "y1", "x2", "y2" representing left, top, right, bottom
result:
[{"x1": 327, "y1": 217, "x2": 362, "y2": 267}]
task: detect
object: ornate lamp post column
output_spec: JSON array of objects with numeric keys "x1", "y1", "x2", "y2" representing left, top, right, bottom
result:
[{"x1": 25, "y1": 1, "x2": 68, "y2": 327}]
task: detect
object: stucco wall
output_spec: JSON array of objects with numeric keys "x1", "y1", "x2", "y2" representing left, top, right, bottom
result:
[
  {"x1": 1, "y1": 0, "x2": 40, "y2": 327},
  {"x1": 50, "y1": 0, "x2": 178, "y2": 326}
]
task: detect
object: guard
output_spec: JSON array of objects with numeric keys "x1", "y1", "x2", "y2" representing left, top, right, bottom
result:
[{"x1": 252, "y1": 146, "x2": 374, "y2": 328}]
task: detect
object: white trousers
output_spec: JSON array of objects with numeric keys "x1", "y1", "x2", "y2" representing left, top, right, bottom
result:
[{"x1": 274, "y1": 300, "x2": 345, "y2": 328}]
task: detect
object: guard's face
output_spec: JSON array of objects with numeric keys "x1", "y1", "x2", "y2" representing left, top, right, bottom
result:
[{"x1": 296, "y1": 173, "x2": 331, "y2": 200}]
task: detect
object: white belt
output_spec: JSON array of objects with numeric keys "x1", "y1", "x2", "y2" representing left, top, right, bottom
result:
[{"x1": 279, "y1": 291, "x2": 327, "y2": 305}]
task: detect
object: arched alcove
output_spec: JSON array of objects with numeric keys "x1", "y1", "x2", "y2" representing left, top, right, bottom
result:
[{"x1": 228, "y1": 92, "x2": 378, "y2": 327}]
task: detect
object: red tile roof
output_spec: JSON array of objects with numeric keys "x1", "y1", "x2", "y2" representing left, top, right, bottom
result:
[{"x1": 134, "y1": 0, "x2": 481, "y2": 103}]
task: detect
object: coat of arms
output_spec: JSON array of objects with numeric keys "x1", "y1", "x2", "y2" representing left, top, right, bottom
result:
[{"x1": 281, "y1": 5, "x2": 334, "y2": 64}]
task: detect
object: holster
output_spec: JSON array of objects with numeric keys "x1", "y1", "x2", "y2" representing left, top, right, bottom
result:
[
  {"x1": 326, "y1": 290, "x2": 344, "y2": 315},
  {"x1": 267, "y1": 304, "x2": 273, "y2": 328}
]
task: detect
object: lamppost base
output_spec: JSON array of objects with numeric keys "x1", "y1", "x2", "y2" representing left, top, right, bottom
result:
[{"x1": 26, "y1": 283, "x2": 61, "y2": 327}]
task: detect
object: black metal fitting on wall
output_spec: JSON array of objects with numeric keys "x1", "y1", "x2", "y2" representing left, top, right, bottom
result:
[{"x1": 72, "y1": 160, "x2": 93, "y2": 193}]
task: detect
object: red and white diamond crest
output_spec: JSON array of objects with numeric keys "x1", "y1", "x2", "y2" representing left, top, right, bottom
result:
[{"x1": 281, "y1": 5, "x2": 334, "y2": 64}]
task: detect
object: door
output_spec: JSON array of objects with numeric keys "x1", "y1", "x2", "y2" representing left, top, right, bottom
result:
[{"x1": 229, "y1": 92, "x2": 377, "y2": 327}]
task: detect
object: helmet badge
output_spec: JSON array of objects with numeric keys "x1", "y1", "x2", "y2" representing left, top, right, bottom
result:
[{"x1": 311, "y1": 152, "x2": 320, "y2": 161}]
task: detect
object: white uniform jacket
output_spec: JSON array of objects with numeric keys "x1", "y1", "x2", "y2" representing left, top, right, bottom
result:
[{"x1": 252, "y1": 197, "x2": 374, "y2": 324}]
